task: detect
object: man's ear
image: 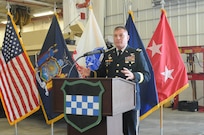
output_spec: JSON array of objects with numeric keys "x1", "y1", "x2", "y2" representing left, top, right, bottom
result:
[{"x1": 127, "y1": 35, "x2": 130, "y2": 41}]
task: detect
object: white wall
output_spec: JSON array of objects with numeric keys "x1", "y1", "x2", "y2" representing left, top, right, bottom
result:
[{"x1": 105, "y1": 0, "x2": 204, "y2": 46}]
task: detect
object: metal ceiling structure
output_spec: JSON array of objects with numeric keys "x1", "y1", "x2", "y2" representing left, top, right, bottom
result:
[
  {"x1": 0, "y1": 0, "x2": 63, "y2": 21},
  {"x1": 152, "y1": 0, "x2": 203, "y2": 7}
]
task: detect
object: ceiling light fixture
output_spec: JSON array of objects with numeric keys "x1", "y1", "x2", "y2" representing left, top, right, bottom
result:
[
  {"x1": 33, "y1": 11, "x2": 54, "y2": 17},
  {"x1": 1, "y1": 21, "x2": 7, "y2": 24}
]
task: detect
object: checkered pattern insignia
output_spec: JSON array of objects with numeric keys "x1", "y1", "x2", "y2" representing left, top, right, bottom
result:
[
  {"x1": 66, "y1": 95, "x2": 99, "y2": 116},
  {"x1": 61, "y1": 80, "x2": 105, "y2": 133}
]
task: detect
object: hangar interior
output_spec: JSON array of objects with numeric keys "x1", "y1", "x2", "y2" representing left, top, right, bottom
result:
[{"x1": 0, "y1": 0, "x2": 204, "y2": 135}]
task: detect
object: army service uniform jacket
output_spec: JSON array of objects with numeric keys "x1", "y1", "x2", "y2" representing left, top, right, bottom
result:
[{"x1": 91, "y1": 46, "x2": 151, "y2": 110}]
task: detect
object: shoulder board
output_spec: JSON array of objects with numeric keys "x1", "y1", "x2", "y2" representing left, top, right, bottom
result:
[{"x1": 136, "y1": 48, "x2": 142, "y2": 52}]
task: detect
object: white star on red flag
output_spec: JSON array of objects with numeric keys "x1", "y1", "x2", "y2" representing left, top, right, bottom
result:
[
  {"x1": 147, "y1": 40, "x2": 162, "y2": 57},
  {"x1": 161, "y1": 66, "x2": 174, "y2": 82}
]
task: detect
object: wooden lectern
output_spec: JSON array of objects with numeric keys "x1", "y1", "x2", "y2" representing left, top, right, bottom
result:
[{"x1": 52, "y1": 78, "x2": 136, "y2": 135}]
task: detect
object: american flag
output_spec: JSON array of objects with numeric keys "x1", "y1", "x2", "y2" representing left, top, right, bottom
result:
[{"x1": 0, "y1": 13, "x2": 40, "y2": 125}]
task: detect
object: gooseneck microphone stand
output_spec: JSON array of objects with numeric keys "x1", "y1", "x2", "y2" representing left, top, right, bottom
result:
[{"x1": 68, "y1": 55, "x2": 84, "y2": 78}]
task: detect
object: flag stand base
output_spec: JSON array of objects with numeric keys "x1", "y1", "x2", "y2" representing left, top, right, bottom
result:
[{"x1": 172, "y1": 95, "x2": 179, "y2": 110}]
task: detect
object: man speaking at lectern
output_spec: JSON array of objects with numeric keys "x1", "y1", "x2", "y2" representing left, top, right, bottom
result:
[{"x1": 79, "y1": 26, "x2": 150, "y2": 135}]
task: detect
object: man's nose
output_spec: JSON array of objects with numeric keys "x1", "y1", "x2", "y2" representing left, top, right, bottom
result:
[{"x1": 115, "y1": 35, "x2": 121, "y2": 39}]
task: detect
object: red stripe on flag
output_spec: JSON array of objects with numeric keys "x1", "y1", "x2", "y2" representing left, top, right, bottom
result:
[
  {"x1": 13, "y1": 56, "x2": 31, "y2": 113},
  {"x1": 20, "y1": 53, "x2": 39, "y2": 107},
  {"x1": 7, "y1": 60, "x2": 25, "y2": 116},
  {"x1": 0, "y1": 56, "x2": 18, "y2": 121},
  {"x1": 21, "y1": 53, "x2": 39, "y2": 108}
]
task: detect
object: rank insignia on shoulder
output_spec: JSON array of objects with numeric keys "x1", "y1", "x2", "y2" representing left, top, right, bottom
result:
[{"x1": 136, "y1": 48, "x2": 142, "y2": 52}]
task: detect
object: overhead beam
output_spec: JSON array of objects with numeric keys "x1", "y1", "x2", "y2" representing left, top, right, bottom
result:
[{"x1": 7, "y1": 0, "x2": 54, "y2": 7}]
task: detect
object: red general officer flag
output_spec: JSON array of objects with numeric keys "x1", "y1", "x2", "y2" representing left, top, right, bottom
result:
[{"x1": 146, "y1": 9, "x2": 189, "y2": 104}]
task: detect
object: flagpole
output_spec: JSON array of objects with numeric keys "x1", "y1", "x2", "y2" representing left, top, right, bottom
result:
[
  {"x1": 15, "y1": 123, "x2": 18, "y2": 135},
  {"x1": 159, "y1": 1, "x2": 165, "y2": 135},
  {"x1": 128, "y1": 0, "x2": 132, "y2": 11},
  {"x1": 160, "y1": 105, "x2": 164, "y2": 135},
  {"x1": 160, "y1": 0, "x2": 165, "y2": 9},
  {"x1": 7, "y1": 3, "x2": 18, "y2": 135},
  {"x1": 50, "y1": 5, "x2": 58, "y2": 135},
  {"x1": 54, "y1": 2, "x2": 57, "y2": 13},
  {"x1": 123, "y1": 0, "x2": 127, "y2": 24},
  {"x1": 50, "y1": 4, "x2": 56, "y2": 135},
  {"x1": 51, "y1": 123, "x2": 54, "y2": 135},
  {"x1": 6, "y1": 2, "x2": 11, "y2": 13},
  {"x1": 124, "y1": 0, "x2": 132, "y2": 24}
]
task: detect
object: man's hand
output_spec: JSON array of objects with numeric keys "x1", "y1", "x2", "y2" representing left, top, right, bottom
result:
[
  {"x1": 121, "y1": 67, "x2": 135, "y2": 80},
  {"x1": 78, "y1": 66, "x2": 91, "y2": 77}
]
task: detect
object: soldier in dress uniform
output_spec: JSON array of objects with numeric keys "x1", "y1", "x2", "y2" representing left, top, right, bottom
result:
[{"x1": 79, "y1": 26, "x2": 150, "y2": 135}]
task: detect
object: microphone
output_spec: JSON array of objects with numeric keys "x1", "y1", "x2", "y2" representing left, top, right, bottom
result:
[
  {"x1": 83, "y1": 47, "x2": 115, "y2": 57},
  {"x1": 68, "y1": 47, "x2": 115, "y2": 77},
  {"x1": 83, "y1": 49, "x2": 105, "y2": 57}
]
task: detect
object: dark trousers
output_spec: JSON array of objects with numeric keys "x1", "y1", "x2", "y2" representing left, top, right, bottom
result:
[{"x1": 123, "y1": 109, "x2": 138, "y2": 135}]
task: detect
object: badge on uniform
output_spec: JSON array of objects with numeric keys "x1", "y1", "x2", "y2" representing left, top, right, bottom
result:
[
  {"x1": 105, "y1": 54, "x2": 113, "y2": 66},
  {"x1": 125, "y1": 53, "x2": 135, "y2": 64}
]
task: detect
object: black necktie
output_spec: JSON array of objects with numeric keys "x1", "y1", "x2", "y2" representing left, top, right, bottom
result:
[{"x1": 118, "y1": 50, "x2": 122, "y2": 56}]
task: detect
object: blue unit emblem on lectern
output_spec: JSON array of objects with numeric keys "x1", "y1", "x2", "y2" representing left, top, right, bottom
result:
[{"x1": 61, "y1": 80, "x2": 105, "y2": 133}]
